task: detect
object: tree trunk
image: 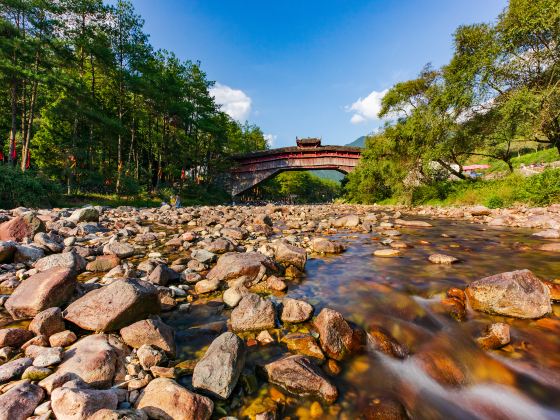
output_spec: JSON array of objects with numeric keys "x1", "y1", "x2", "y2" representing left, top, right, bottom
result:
[
  {"x1": 9, "y1": 79, "x2": 18, "y2": 165},
  {"x1": 436, "y1": 159, "x2": 467, "y2": 180}
]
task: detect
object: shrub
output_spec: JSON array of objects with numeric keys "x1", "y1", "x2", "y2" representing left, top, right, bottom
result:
[
  {"x1": 486, "y1": 196, "x2": 505, "y2": 208},
  {"x1": 0, "y1": 165, "x2": 62, "y2": 209}
]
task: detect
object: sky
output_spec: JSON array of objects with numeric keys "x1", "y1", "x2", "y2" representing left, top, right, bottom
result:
[{"x1": 129, "y1": 0, "x2": 508, "y2": 148}]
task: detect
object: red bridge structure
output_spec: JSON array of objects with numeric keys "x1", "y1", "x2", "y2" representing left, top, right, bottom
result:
[{"x1": 230, "y1": 138, "x2": 362, "y2": 196}]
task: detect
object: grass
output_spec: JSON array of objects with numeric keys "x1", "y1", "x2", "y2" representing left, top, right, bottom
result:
[
  {"x1": 58, "y1": 192, "x2": 162, "y2": 209},
  {"x1": 471, "y1": 147, "x2": 559, "y2": 173}
]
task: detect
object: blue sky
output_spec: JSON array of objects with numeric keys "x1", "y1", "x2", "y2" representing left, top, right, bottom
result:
[{"x1": 130, "y1": 0, "x2": 508, "y2": 147}]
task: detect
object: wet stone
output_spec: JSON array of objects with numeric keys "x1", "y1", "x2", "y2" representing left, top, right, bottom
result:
[{"x1": 231, "y1": 293, "x2": 276, "y2": 332}]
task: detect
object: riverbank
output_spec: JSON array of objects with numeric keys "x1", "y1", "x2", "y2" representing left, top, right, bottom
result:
[{"x1": 0, "y1": 204, "x2": 558, "y2": 418}]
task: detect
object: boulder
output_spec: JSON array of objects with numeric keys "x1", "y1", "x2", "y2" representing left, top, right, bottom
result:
[
  {"x1": 137, "y1": 344, "x2": 165, "y2": 370},
  {"x1": 34, "y1": 251, "x2": 86, "y2": 273},
  {"x1": 333, "y1": 215, "x2": 360, "y2": 228},
  {"x1": 281, "y1": 298, "x2": 313, "y2": 323},
  {"x1": 264, "y1": 355, "x2": 338, "y2": 404},
  {"x1": 310, "y1": 237, "x2": 344, "y2": 254},
  {"x1": 0, "y1": 328, "x2": 34, "y2": 347},
  {"x1": 0, "y1": 357, "x2": 33, "y2": 382},
  {"x1": 273, "y1": 241, "x2": 307, "y2": 270},
  {"x1": 281, "y1": 333, "x2": 324, "y2": 360},
  {"x1": 428, "y1": 253, "x2": 459, "y2": 264},
  {"x1": 103, "y1": 242, "x2": 135, "y2": 259},
  {"x1": 230, "y1": 293, "x2": 276, "y2": 332},
  {"x1": 206, "y1": 252, "x2": 275, "y2": 287},
  {"x1": 192, "y1": 332, "x2": 246, "y2": 399},
  {"x1": 29, "y1": 345, "x2": 63, "y2": 368},
  {"x1": 135, "y1": 378, "x2": 213, "y2": 420},
  {"x1": 13, "y1": 244, "x2": 45, "y2": 263},
  {"x1": 68, "y1": 207, "x2": 100, "y2": 223},
  {"x1": 49, "y1": 330, "x2": 77, "y2": 347},
  {"x1": 120, "y1": 318, "x2": 176, "y2": 356},
  {"x1": 539, "y1": 243, "x2": 560, "y2": 252},
  {"x1": 465, "y1": 269, "x2": 551, "y2": 319},
  {"x1": 90, "y1": 409, "x2": 148, "y2": 420},
  {"x1": 0, "y1": 213, "x2": 45, "y2": 242},
  {"x1": 4, "y1": 267, "x2": 76, "y2": 319},
  {"x1": 64, "y1": 278, "x2": 160, "y2": 331},
  {"x1": 0, "y1": 380, "x2": 44, "y2": 420},
  {"x1": 368, "y1": 327, "x2": 408, "y2": 359},
  {"x1": 51, "y1": 383, "x2": 118, "y2": 420},
  {"x1": 86, "y1": 255, "x2": 121, "y2": 272},
  {"x1": 469, "y1": 205, "x2": 491, "y2": 216},
  {"x1": 195, "y1": 278, "x2": 220, "y2": 294},
  {"x1": 34, "y1": 232, "x2": 64, "y2": 253},
  {"x1": 39, "y1": 334, "x2": 128, "y2": 391},
  {"x1": 313, "y1": 308, "x2": 354, "y2": 360},
  {"x1": 0, "y1": 240, "x2": 16, "y2": 263},
  {"x1": 191, "y1": 249, "x2": 216, "y2": 264},
  {"x1": 148, "y1": 263, "x2": 180, "y2": 286},
  {"x1": 29, "y1": 307, "x2": 65, "y2": 337}
]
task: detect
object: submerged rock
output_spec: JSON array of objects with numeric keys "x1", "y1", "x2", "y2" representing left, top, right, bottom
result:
[
  {"x1": 314, "y1": 308, "x2": 354, "y2": 360},
  {"x1": 428, "y1": 253, "x2": 459, "y2": 264},
  {"x1": 264, "y1": 355, "x2": 338, "y2": 404},
  {"x1": 310, "y1": 237, "x2": 344, "y2": 254},
  {"x1": 476, "y1": 323, "x2": 510, "y2": 350},
  {"x1": 465, "y1": 269, "x2": 551, "y2": 319},
  {"x1": 192, "y1": 332, "x2": 246, "y2": 399}
]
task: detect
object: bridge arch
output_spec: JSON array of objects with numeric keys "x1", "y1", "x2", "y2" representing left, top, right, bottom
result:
[{"x1": 229, "y1": 141, "x2": 361, "y2": 196}]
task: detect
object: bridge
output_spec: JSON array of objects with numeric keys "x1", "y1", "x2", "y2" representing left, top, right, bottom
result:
[{"x1": 230, "y1": 138, "x2": 362, "y2": 196}]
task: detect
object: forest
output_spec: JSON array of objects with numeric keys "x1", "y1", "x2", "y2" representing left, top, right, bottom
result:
[
  {"x1": 0, "y1": 0, "x2": 268, "y2": 206},
  {"x1": 346, "y1": 0, "x2": 560, "y2": 206}
]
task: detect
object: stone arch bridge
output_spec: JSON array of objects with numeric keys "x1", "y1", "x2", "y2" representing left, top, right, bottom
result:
[{"x1": 229, "y1": 140, "x2": 362, "y2": 196}]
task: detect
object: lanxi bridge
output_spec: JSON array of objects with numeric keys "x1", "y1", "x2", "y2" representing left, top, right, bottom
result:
[{"x1": 230, "y1": 138, "x2": 362, "y2": 196}]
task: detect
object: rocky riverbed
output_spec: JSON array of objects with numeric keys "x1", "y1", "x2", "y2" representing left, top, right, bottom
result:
[{"x1": 0, "y1": 203, "x2": 558, "y2": 419}]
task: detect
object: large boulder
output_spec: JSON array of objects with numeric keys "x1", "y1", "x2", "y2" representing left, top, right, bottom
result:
[
  {"x1": 206, "y1": 252, "x2": 276, "y2": 286},
  {"x1": 64, "y1": 278, "x2": 160, "y2": 331},
  {"x1": 0, "y1": 380, "x2": 44, "y2": 420},
  {"x1": 192, "y1": 332, "x2": 246, "y2": 399},
  {"x1": 4, "y1": 267, "x2": 77, "y2": 320},
  {"x1": 68, "y1": 206, "x2": 100, "y2": 223},
  {"x1": 272, "y1": 241, "x2": 307, "y2": 271},
  {"x1": 29, "y1": 307, "x2": 65, "y2": 337},
  {"x1": 34, "y1": 251, "x2": 86, "y2": 273},
  {"x1": 120, "y1": 318, "x2": 176, "y2": 356},
  {"x1": 313, "y1": 308, "x2": 354, "y2": 360},
  {"x1": 39, "y1": 334, "x2": 128, "y2": 392},
  {"x1": 0, "y1": 240, "x2": 16, "y2": 263},
  {"x1": 465, "y1": 269, "x2": 551, "y2": 319},
  {"x1": 264, "y1": 355, "x2": 338, "y2": 404},
  {"x1": 51, "y1": 382, "x2": 118, "y2": 420},
  {"x1": 230, "y1": 293, "x2": 275, "y2": 332},
  {"x1": 0, "y1": 213, "x2": 45, "y2": 242},
  {"x1": 135, "y1": 378, "x2": 213, "y2": 420},
  {"x1": 13, "y1": 244, "x2": 44, "y2": 263}
]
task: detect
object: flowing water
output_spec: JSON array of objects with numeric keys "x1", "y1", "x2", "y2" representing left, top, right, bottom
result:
[{"x1": 167, "y1": 218, "x2": 560, "y2": 419}]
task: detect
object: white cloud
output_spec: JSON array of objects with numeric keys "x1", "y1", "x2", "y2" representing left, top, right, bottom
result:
[
  {"x1": 264, "y1": 134, "x2": 277, "y2": 147},
  {"x1": 210, "y1": 82, "x2": 252, "y2": 121},
  {"x1": 346, "y1": 89, "x2": 389, "y2": 124}
]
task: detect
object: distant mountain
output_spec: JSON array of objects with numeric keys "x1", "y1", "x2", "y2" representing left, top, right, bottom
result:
[{"x1": 346, "y1": 135, "x2": 367, "y2": 148}]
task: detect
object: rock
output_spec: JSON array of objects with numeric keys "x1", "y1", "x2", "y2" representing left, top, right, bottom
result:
[
  {"x1": 465, "y1": 269, "x2": 551, "y2": 319},
  {"x1": 195, "y1": 278, "x2": 220, "y2": 294},
  {"x1": 0, "y1": 357, "x2": 32, "y2": 382},
  {"x1": 0, "y1": 240, "x2": 17, "y2": 263},
  {"x1": 49, "y1": 330, "x2": 77, "y2": 347},
  {"x1": 333, "y1": 214, "x2": 360, "y2": 228},
  {"x1": 367, "y1": 327, "x2": 408, "y2": 359},
  {"x1": 0, "y1": 214, "x2": 45, "y2": 242},
  {"x1": 281, "y1": 333, "x2": 324, "y2": 360},
  {"x1": 135, "y1": 378, "x2": 213, "y2": 420},
  {"x1": 231, "y1": 293, "x2": 276, "y2": 332},
  {"x1": 0, "y1": 380, "x2": 44, "y2": 420},
  {"x1": 89, "y1": 408, "x2": 148, "y2": 420},
  {"x1": 206, "y1": 252, "x2": 275, "y2": 287},
  {"x1": 532, "y1": 229, "x2": 560, "y2": 239},
  {"x1": 28, "y1": 345, "x2": 63, "y2": 368},
  {"x1": 374, "y1": 249, "x2": 401, "y2": 257},
  {"x1": 150, "y1": 366, "x2": 176, "y2": 379},
  {"x1": 469, "y1": 205, "x2": 491, "y2": 216},
  {"x1": 5, "y1": 267, "x2": 77, "y2": 319},
  {"x1": 313, "y1": 308, "x2": 353, "y2": 360},
  {"x1": 51, "y1": 383, "x2": 118, "y2": 420},
  {"x1": 257, "y1": 330, "x2": 274, "y2": 345},
  {"x1": 68, "y1": 207, "x2": 100, "y2": 223},
  {"x1": 148, "y1": 264, "x2": 180, "y2": 286},
  {"x1": 192, "y1": 332, "x2": 246, "y2": 399},
  {"x1": 544, "y1": 281, "x2": 560, "y2": 301},
  {"x1": 120, "y1": 318, "x2": 175, "y2": 356},
  {"x1": 264, "y1": 355, "x2": 338, "y2": 404},
  {"x1": 395, "y1": 219, "x2": 432, "y2": 227},
  {"x1": 191, "y1": 249, "x2": 216, "y2": 264},
  {"x1": 103, "y1": 242, "x2": 135, "y2": 259},
  {"x1": 39, "y1": 334, "x2": 128, "y2": 392},
  {"x1": 0, "y1": 328, "x2": 34, "y2": 347},
  {"x1": 13, "y1": 244, "x2": 45, "y2": 263},
  {"x1": 22, "y1": 365, "x2": 52, "y2": 381},
  {"x1": 310, "y1": 237, "x2": 344, "y2": 254},
  {"x1": 281, "y1": 298, "x2": 313, "y2": 323},
  {"x1": 539, "y1": 243, "x2": 560, "y2": 252},
  {"x1": 29, "y1": 307, "x2": 65, "y2": 338},
  {"x1": 202, "y1": 238, "x2": 234, "y2": 254},
  {"x1": 34, "y1": 232, "x2": 64, "y2": 253},
  {"x1": 362, "y1": 396, "x2": 409, "y2": 420},
  {"x1": 223, "y1": 287, "x2": 247, "y2": 307},
  {"x1": 273, "y1": 242, "x2": 307, "y2": 271},
  {"x1": 64, "y1": 278, "x2": 160, "y2": 331},
  {"x1": 86, "y1": 255, "x2": 121, "y2": 272},
  {"x1": 35, "y1": 250, "x2": 86, "y2": 274},
  {"x1": 137, "y1": 344, "x2": 165, "y2": 370},
  {"x1": 428, "y1": 253, "x2": 459, "y2": 264},
  {"x1": 476, "y1": 323, "x2": 510, "y2": 350}
]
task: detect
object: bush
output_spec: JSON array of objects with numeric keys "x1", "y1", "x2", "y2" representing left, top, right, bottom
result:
[
  {"x1": 485, "y1": 196, "x2": 505, "y2": 208},
  {"x1": 0, "y1": 165, "x2": 62, "y2": 209}
]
